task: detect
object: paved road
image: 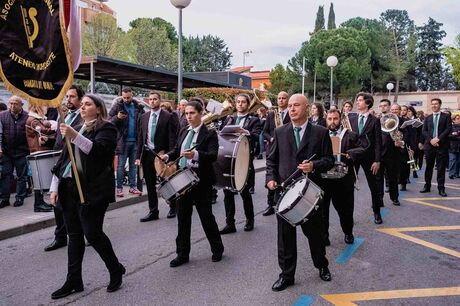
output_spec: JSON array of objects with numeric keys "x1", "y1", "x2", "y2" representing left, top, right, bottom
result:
[{"x1": 0, "y1": 170, "x2": 459, "y2": 305}]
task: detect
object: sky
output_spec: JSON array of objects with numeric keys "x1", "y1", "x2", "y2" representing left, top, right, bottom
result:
[{"x1": 106, "y1": 0, "x2": 459, "y2": 71}]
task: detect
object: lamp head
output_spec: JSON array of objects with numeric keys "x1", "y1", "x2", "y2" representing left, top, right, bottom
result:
[
  {"x1": 170, "y1": 0, "x2": 191, "y2": 9},
  {"x1": 326, "y1": 56, "x2": 338, "y2": 68}
]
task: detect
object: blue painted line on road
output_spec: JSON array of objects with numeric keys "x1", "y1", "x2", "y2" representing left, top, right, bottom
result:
[
  {"x1": 335, "y1": 237, "x2": 364, "y2": 264},
  {"x1": 292, "y1": 295, "x2": 315, "y2": 306},
  {"x1": 381, "y1": 207, "x2": 389, "y2": 218}
]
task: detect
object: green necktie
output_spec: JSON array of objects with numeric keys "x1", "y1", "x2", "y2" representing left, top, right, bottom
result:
[
  {"x1": 150, "y1": 113, "x2": 157, "y2": 143},
  {"x1": 358, "y1": 115, "x2": 365, "y2": 134},
  {"x1": 432, "y1": 113, "x2": 439, "y2": 138},
  {"x1": 179, "y1": 129, "x2": 196, "y2": 168},
  {"x1": 65, "y1": 111, "x2": 77, "y2": 125},
  {"x1": 294, "y1": 127, "x2": 301, "y2": 150},
  {"x1": 235, "y1": 116, "x2": 242, "y2": 125}
]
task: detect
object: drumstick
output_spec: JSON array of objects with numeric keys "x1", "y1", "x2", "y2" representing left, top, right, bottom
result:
[{"x1": 280, "y1": 154, "x2": 317, "y2": 188}]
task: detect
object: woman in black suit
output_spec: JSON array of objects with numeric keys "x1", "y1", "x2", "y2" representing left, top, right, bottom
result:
[
  {"x1": 308, "y1": 102, "x2": 327, "y2": 127},
  {"x1": 161, "y1": 100, "x2": 224, "y2": 267},
  {"x1": 49, "y1": 94, "x2": 124, "y2": 299}
]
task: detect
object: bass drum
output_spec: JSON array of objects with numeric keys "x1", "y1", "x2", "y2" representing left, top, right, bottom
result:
[{"x1": 213, "y1": 134, "x2": 250, "y2": 192}]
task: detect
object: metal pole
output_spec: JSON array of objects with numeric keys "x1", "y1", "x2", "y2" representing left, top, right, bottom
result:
[
  {"x1": 177, "y1": 8, "x2": 183, "y2": 101},
  {"x1": 90, "y1": 60, "x2": 95, "y2": 94},
  {"x1": 330, "y1": 67, "x2": 333, "y2": 106},
  {"x1": 313, "y1": 68, "x2": 317, "y2": 103},
  {"x1": 301, "y1": 57, "x2": 305, "y2": 96}
]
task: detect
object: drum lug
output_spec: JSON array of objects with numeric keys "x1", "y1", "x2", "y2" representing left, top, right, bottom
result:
[
  {"x1": 223, "y1": 173, "x2": 234, "y2": 177},
  {"x1": 224, "y1": 155, "x2": 234, "y2": 158}
]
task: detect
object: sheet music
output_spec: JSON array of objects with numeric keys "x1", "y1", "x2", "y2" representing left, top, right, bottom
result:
[
  {"x1": 206, "y1": 99, "x2": 223, "y2": 115},
  {"x1": 220, "y1": 125, "x2": 241, "y2": 134}
]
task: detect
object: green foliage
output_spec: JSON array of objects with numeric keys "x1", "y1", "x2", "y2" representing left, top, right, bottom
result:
[
  {"x1": 314, "y1": 6, "x2": 325, "y2": 33},
  {"x1": 269, "y1": 64, "x2": 288, "y2": 94},
  {"x1": 327, "y1": 3, "x2": 336, "y2": 30},
  {"x1": 444, "y1": 34, "x2": 460, "y2": 85},
  {"x1": 129, "y1": 17, "x2": 178, "y2": 46},
  {"x1": 183, "y1": 35, "x2": 232, "y2": 72},
  {"x1": 82, "y1": 14, "x2": 120, "y2": 57}
]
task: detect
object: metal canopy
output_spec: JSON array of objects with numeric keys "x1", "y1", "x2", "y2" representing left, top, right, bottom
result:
[{"x1": 75, "y1": 56, "x2": 243, "y2": 92}]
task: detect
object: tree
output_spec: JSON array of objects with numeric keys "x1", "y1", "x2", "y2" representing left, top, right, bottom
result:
[
  {"x1": 82, "y1": 14, "x2": 121, "y2": 57},
  {"x1": 416, "y1": 18, "x2": 447, "y2": 91},
  {"x1": 128, "y1": 19, "x2": 177, "y2": 70},
  {"x1": 327, "y1": 3, "x2": 336, "y2": 30},
  {"x1": 269, "y1": 64, "x2": 289, "y2": 95},
  {"x1": 443, "y1": 34, "x2": 460, "y2": 86},
  {"x1": 129, "y1": 17, "x2": 178, "y2": 46},
  {"x1": 313, "y1": 6, "x2": 325, "y2": 33},
  {"x1": 183, "y1": 35, "x2": 232, "y2": 72}
]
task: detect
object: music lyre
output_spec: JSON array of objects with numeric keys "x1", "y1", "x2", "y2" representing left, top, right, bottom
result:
[{"x1": 20, "y1": 6, "x2": 39, "y2": 49}]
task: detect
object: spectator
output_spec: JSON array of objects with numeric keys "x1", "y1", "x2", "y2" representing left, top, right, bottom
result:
[
  {"x1": 448, "y1": 114, "x2": 460, "y2": 179},
  {"x1": 109, "y1": 87, "x2": 144, "y2": 197},
  {"x1": 0, "y1": 96, "x2": 30, "y2": 208},
  {"x1": 308, "y1": 102, "x2": 326, "y2": 127},
  {"x1": 0, "y1": 102, "x2": 7, "y2": 112},
  {"x1": 26, "y1": 105, "x2": 56, "y2": 212}
]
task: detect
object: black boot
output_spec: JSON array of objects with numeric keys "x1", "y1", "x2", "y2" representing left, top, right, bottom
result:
[
  {"x1": 51, "y1": 279, "x2": 84, "y2": 299},
  {"x1": 107, "y1": 264, "x2": 126, "y2": 292},
  {"x1": 34, "y1": 191, "x2": 52, "y2": 212}
]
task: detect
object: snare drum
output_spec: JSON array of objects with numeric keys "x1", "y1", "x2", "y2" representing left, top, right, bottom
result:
[
  {"x1": 213, "y1": 134, "x2": 250, "y2": 192},
  {"x1": 276, "y1": 177, "x2": 324, "y2": 226},
  {"x1": 27, "y1": 150, "x2": 61, "y2": 190},
  {"x1": 158, "y1": 168, "x2": 200, "y2": 202}
]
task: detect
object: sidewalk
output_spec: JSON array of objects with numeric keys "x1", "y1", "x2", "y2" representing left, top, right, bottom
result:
[{"x1": 0, "y1": 158, "x2": 266, "y2": 241}]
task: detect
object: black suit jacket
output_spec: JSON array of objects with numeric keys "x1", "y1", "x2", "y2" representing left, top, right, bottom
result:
[
  {"x1": 137, "y1": 109, "x2": 178, "y2": 159},
  {"x1": 422, "y1": 112, "x2": 452, "y2": 151},
  {"x1": 167, "y1": 125, "x2": 218, "y2": 186},
  {"x1": 222, "y1": 114, "x2": 262, "y2": 156},
  {"x1": 263, "y1": 110, "x2": 291, "y2": 143},
  {"x1": 52, "y1": 121, "x2": 117, "y2": 206},
  {"x1": 309, "y1": 116, "x2": 327, "y2": 127},
  {"x1": 266, "y1": 122, "x2": 334, "y2": 187},
  {"x1": 350, "y1": 113, "x2": 382, "y2": 163}
]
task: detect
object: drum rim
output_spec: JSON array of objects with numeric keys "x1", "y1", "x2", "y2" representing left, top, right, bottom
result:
[
  {"x1": 27, "y1": 150, "x2": 62, "y2": 159},
  {"x1": 276, "y1": 176, "x2": 310, "y2": 214}
]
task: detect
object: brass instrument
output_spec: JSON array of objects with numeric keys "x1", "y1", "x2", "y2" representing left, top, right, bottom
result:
[
  {"x1": 406, "y1": 145, "x2": 419, "y2": 170},
  {"x1": 201, "y1": 98, "x2": 235, "y2": 126},
  {"x1": 273, "y1": 107, "x2": 284, "y2": 128},
  {"x1": 248, "y1": 88, "x2": 272, "y2": 114},
  {"x1": 381, "y1": 113, "x2": 404, "y2": 148},
  {"x1": 341, "y1": 112, "x2": 353, "y2": 131}
]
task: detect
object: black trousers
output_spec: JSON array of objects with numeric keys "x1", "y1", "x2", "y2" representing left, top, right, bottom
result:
[
  {"x1": 276, "y1": 192, "x2": 328, "y2": 281},
  {"x1": 267, "y1": 188, "x2": 276, "y2": 207},
  {"x1": 60, "y1": 179, "x2": 120, "y2": 282},
  {"x1": 415, "y1": 148, "x2": 424, "y2": 170},
  {"x1": 53, "y1": 205, "x2": 68, "y2": 242},
  {"x1": 176, "y1": 183, "x2": 224, "y2": 258},
  {"x1": 400, "y1": 150, "x2": 410, "y2": 184},
  {"x1": 378, "y1": 155, "x2": 400, "y2": 202},
  {"x1": 142, "y1": 150, "x2": 159, "y2": 213},
  {"x1": 223, "y1": 165, "x2": 255, "y2": 225},
  {"x1": 355, "y1": 160, "x2": 383, "y2": 213},
  {"x1": 424, "y1": 147, "x2": 448, "y2": 188},
  {"x1": 322, "y1": 176, "x2": 354, "y2": 238}
]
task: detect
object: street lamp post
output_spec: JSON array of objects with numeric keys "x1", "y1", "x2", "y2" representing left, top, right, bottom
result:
[
  {"x1": 170, "y1": 0, "x2": 191, "y2": 101},
  {"x1": 243, "y1": 50, "x2": 252, "y2": 68},
  {"x1": 386, "y1": 82, "x2": 394, "y2": 101},
  {"x1": 301, "y1": 57, "x2": 306, "y2": 96},
  {"x1": 326, "y1": 55, "x2": 338, "y2": 107}
]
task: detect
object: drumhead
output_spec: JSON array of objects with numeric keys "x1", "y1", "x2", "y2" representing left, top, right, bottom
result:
[
  {"x1": 233, "y1": 135, "x2": 250, "y2": 191},
  {"x1": 278, "y1": 178, "x2": 307, "y2": 213}
]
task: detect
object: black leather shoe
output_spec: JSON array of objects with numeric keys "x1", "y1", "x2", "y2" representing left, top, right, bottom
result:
[
  {"x1": 344, "y1": 234, "x2": 354, "y2": 244},
  {"x1": 262, "y1": 206, "x2": 275, "y2": 216},
  {"x1": 51, "y1": 280, "x2": 84, "y2": 299},
  {"x1": 0, "y1": 200, "x2": 10, "y2": 208},
  {"x1": 13, "y1": 200, "x2": 24, "y2": 207},
  {"x1": 169, "y1": 257, "x2": 189, "y2": 268},
  {"x1": 449, "y1": 175, "x2": 455, "y2": 180},
  {"x1": 271, "y1": 277, "x2": 294, "y2": 292},
  {"x1": 392, "y1": 200, "x2": 401, "y2": 206},
  {"x1": 44, "y1": 239, "x2": 67, "y2": 252},
  {"x1": 211, "y1": 253, "x2": 223, "y2": 262},
  {"x1": 219, "y1": 224, "x2": 236, "y2": 234},
  {"x1": 324, "y1": 237, "x2": 331, "y2": 246},
  {"x1": 400, "y1": 185, "x2": 407, "y2": 191},
  {"x1": 420, "y1": 186, "x2": 431, "y2": 193},
  {"x1": 319, "y1": 267, "x2": 332, "y2": 281},
  {"x1": 34, "y1": 203, "x2": 52, "y2": 212},
  {"x1": 249, "y1": 187, "x2": 255, "y2": 194},
  {"x1": 439, "y1": 189, "x2": 447, "y2": 197},
  {"x1": 107, "y1": 264, "x2": 126, "y2": 292},
  {"x1": 413, "y1": 171, "x2": 418, "y2": 178},
  {"x1": 140, "y1": 211, "x2": 159, "y2": 222},
  {"x1": 374, "y1": 212, "x2": 383, "y2": 224},
  {"x1": 167, "y1": 209, "x2": 176, "y2": 219},
  {"x1": 244, "y1": 219, "x2": 254, "y2": 231}
]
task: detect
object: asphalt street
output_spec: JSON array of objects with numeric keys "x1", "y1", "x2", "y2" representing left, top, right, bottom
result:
[{"x1": 0, "y1": 169, "x2": 459, "y2": 306}]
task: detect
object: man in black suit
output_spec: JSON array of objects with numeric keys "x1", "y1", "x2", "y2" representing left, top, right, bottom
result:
[
  {"x1": 349, "y1": 92, "x2": 384, "y2": 224},
  {"x1": 262, "y1": 91, "x2": 290, "y2": 216},
  {"x1": 44, "y1": 84, "x2": 84, "y2": 252},
  {"x1": 322, "y1": 109, "x2": 365, "y2": 246},
  {"x1": 219, "y1": 93, "x2": 262, "y2": 234},
  {"x1": 266, "y1": 94, "x2": 334, "y2": 292},
  {"x1": 420, "y1": 98, "x2": 452, "y2": 197},
  {"x1": 161, "y1": 100, "x2": 224, "y2": 267},
  {"x1": 175, "y1": 99, "x2": 188, "y2": 130},
  {"x1": 136, "y1": 92, "x2": 178, "y2": 222}
]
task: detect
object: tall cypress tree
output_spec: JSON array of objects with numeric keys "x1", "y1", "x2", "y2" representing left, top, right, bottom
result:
[
  {"x1": 314, "y1": 6, "x2": 325, "y2": 33},
  {"x1": 327, "y1": 3, "x2": 336, "y2": 30}
]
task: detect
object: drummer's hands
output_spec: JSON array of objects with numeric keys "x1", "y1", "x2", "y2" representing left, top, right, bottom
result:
[
  {"x1": 159, "y1": 154, "x2": 169, "y2": 162},
  {"x1": 50, "y1": 192, "x2": 58, "y2": 207},
  {"x1": 298, "y1": 161, "x2": 314, "y2": 173},
  {"x1": 60, "y1": 123, "x2": 78, "y2": 140},
  {"x1": 370, "y1": 162, "x2": 380, "y2": 175},
  {"x1": 237, "y1": 128, "x2": 250, "y2": 135},
  {"x1": 267, "y1": 180, "x2": 278, "y2": 190},
  {"x1": 135, "y1": 159, "x2": 141, "y2": 166},
  {"x1": 182, "y1": 149, "x2": 196, "y2": 160},
  {"x1": 38, "y1": 136, "x2": 48, "y2": 146}
]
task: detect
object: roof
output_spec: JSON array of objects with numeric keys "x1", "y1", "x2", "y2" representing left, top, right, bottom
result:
[
  {"x1": 248, "y1": 70, "x2": 271, "y2": 80},
  {"x1": 75, "y1": 56, "x2": 244, "y2": 92},
  {"x1": 230, "y1": 66, "x2": 253, "y2": 74}
]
